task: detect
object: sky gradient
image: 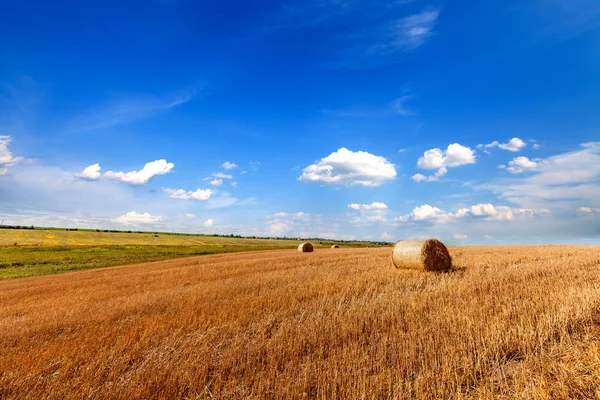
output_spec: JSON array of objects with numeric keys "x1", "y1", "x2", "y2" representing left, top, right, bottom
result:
[{"x1": 1, "y1": 0, "x2": 599, "y2": 244}]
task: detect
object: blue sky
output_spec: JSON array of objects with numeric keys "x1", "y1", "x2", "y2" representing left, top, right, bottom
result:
[{"x1": 1, "y1": 0, "x2": 599, "y2": 244}]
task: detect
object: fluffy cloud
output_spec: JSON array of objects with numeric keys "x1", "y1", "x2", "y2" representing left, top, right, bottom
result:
[
  {"x1": 397, "y1": 203, "x2": 550, "y2": 224},
  {"x1": 479, "y1": 138, "x2": 527, "y2": 152},
  {"x1": 413, "y1": 143, "x2": 475, "y2": 182},
  {"x1": 75, "y1": 164, "x2": 101, "y2": 181},
  {"x1": 212, "y1": 172, "x2": 233, "y2": 180},
  {"x1": 114, "y1": 211, "x2": 162, "y2": 225},
  {"x1": 299, "y1": 148, "x2": 397, "y2": 187},
  {"x1": 455, "y1": 203, "x2": 550, "y2": 221},
  {"x1": 209, "y1": 179, "x2": 223, "y2": 187},
  {"x1": 163, "y1": 188, "x2": 212, "y2": 201},
  {"x1": 348, "y1": 202, "x2": 388, "y2": 210},
  {"x1": 203, "y1": 218, "x2": 214, "y2": 227},
  {"x1": 397, "y1": 204, "x2": 453, "y2": 223},
  {"x1": 482, "y1": 142, "x2": 600, "y2": 210},
  {"x1": 577, "y1": 207, "x2": 599, "y2": 214},
  {"x1": 105, "y1": 159, "x2": 174, "y2": 185},
  {"x1": 453, "y1": 233, "x2": 468, "y2": 240},
  {"x1": 221, "y1": 162, "x2": 237, "y2": 170},
  {"x1": 0, "y1": 136, "x2": 31, "y2": 171},
  {"x1": 504, "y1": 156, "x2": 543, "y2": 174},
  {"x1": 185, "y1": 213, "x2": 196, "y2": 219}
]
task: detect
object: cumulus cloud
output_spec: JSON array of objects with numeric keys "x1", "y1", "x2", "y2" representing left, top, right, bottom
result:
[
  {"x1": 396, "y1": 203, "x2": 550, "y2": 224},
  {"x1": 455, "y1": 203, "x2": 551, "y2": 221},
  {"x1": 203, "y1": 218, "x2": 214, "y2": 227},
  {"x1": 397, "y1": 204, "x2": 454, "y2": 223},
  {"x1": 479, "y1": 138, "x2": 527, "y2": 152},
  {"x1": 163, "y1": 188, "x2": 212, "y2": 201},
  {"x1": 105, "y1": 159, "x2": 174, "y2": 185},
  {"x1": 299, "y1": 148, "x2": 396, "y2": 187},
  {"x1": 0, "y1": 136, "x2": 32, "y2": 171},
  {"x1": 185, "y1": 213, "x2": 196, "y2": 219},
  {"x1": 413, "y1": 143, "x2": 475, "y2": 182},
  {"x1": 504, "y1": 156, "x2": 543, "y2": 174},
  {"x1": 212, "y1": 172, "x2": 233, "y2": 180},
  {"x1": 453, "y1": 233, "x2": 468, "y2": 240},
  {"x1": 221, "y1": 162, "x2": 237, "y2": 170},
  {"x1": 482, "y1": 142, "x2": 600, "y2": 210},
  {"x1": 348, "y1": 202, "x2": 388, "y2": 210},
  {"x1": 577, "y1": 207, "x2": 599, "y2": 214},
  {"x1": 75, "y1": 164, "x2": 101, "y2": 181},
  {"x1": 209, "y1": 179, "x2": 223, "y2": 187},
  {"x1": 114, "y1": 211, "x2": 162, "y2": 225}
]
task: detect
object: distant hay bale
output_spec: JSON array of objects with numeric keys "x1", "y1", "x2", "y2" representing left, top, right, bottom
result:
[
  {"x1": 392, "y1": 239, "x2": 452, "y2": 271},
  {"x1": 298, "y1": 242, "x2": 314, "y2": 253},
  {"x1": 331, "y1": 244, "x2": 339, "y2": 249}
]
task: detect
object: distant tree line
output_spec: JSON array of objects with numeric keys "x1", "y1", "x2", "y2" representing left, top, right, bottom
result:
[{"x1": 0, "y1": 225, "x2": 391, "y2": 245}]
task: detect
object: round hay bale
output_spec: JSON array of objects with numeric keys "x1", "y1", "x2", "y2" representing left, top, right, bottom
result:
[
  {"x1": 392, "y1": 239, "x2": 452, "y2": 271},
  {"x1": 331, "y1": 244, "x2": 339, "y2": 249},
  {"x1": 298, "y1": 242, "x2": 314, "y2": 252}
]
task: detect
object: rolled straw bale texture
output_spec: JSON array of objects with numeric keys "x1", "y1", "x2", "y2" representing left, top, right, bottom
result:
[
  {"x1": 331, "y1": 245, "x2": 340, "y2": 249},
  {"x1": 298, "y1": 243, "x2": 314, "y2": 253},
  {"x1": 392, "y1": 239, "x2": 452, "y2": 271}
]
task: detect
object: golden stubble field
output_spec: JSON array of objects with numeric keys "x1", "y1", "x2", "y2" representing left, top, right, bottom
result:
[{"x1": 2, "y1": 246, "x2": 600, "y2": 399}]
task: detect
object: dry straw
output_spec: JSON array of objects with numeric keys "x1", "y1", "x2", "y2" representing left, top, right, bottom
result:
[
  {"x1": 298, "y1": 243, "x2": 314, "y2": 253},
  {"x1": 392, "y1": 239, "x2": 452, "y2": 271},
  {"x1": 331, "y1": 245, "x2": 340, "y2": 249}
]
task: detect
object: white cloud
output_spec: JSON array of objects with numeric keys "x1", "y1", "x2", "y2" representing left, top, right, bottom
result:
[
  {"x1": 0, "y1": 136, "x2": 31, "y2": 170},
  {"x1": 533, "y1": 143, "x2": 542, "y2": 150},
  {"x1": 505, "y1": 156, "x2": 543, "y2": 174},
  {"x1": 381, "y1": 232, "x2": 393, "y2": 240},
  {"x1": 455, "y1": 203, "x2": 551, "y2": 221},
  {"x1": 577, "y1": 207, "x2": 600, "y2": 214},
  {"x1": 105, "y1": 159, "x2": 174, "y2": 185},
  {"x1": 212, "y1": 172, "x2": 233, "y2": 180},
  {"x1": 209, "y1": 179, "x2": 223, "y2": 187},
  {"x1": 0, "y1": 168, "x2": 7, "y2": 176},
  {"x1": 397, "y1": 203, "x2": 551, "y2": 224},
  {"x1": 299, "y1": 148, "x2": 397, "y2": 187},
  {"x1": 273, "y1": 212, "x2": 306, "y2": 218},
  {"x1": 114, "y1": 211, "x2": 162, "y2": 225},
  {"x1": 482, "y1": 142, "x2": 600, "y2": 210},
  {"x1": 348, "y1": 202, "x2": 388, "y2": 210},
  {"x1": 265, "y1": 212, "x2": 318, "y2": 237},
  {"x1": 414, "y1": 143, "x2": 475, "y2": 181},
  {"x1": 222, "y1": 161, "x2": 237, "y2": 170},
  {"x1": 203, "y1": 218, "x2": 214, "y2": 227},
  {"x1": 397, "y1": 204, "x2": 453, "y2": 223},
  {"x1": 163, "y1": 188, "x2": 212, "y2": 201},
  {"x1": 411, "y1": 173, "x2": 427, "y2": 183},
  {"x1": 231, "y1": 181, "x2": 238, "y2": 188},
  {"x1": 75, "y1": 164, "x2": 101, "y2": 181},
  {"x1": 482, "y1": 138, "x2": 527, "y2": 152},
  {"x1": 484, "y1": 234, "x2": 493, "y2": 239},
  {"x1": 185, "y1": 213, "x2": 196, "y2": 219},
  {"x1": 453, "y1": 233, "x2": 468, "y2": 240},
  {"x1": 390, "y1": 9, "x2": 440, "y2": 50}
]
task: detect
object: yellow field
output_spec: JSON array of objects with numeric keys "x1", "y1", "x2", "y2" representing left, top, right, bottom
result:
[
  {"x1": 2, "y1": 246, "x2": 600, "y2": 399},
  {"x1": 0, "y1": 229, "x2": 301, "y2": 247}
]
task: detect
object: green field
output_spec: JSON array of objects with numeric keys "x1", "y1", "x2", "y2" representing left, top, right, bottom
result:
[{"x1": 0, "y1": 228, "x2": 384, "y2": 279}]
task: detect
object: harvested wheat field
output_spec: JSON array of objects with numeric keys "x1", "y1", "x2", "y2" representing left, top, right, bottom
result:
[{"x1": 2, "y1": 246, "x2": 600, "y2": 399}]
